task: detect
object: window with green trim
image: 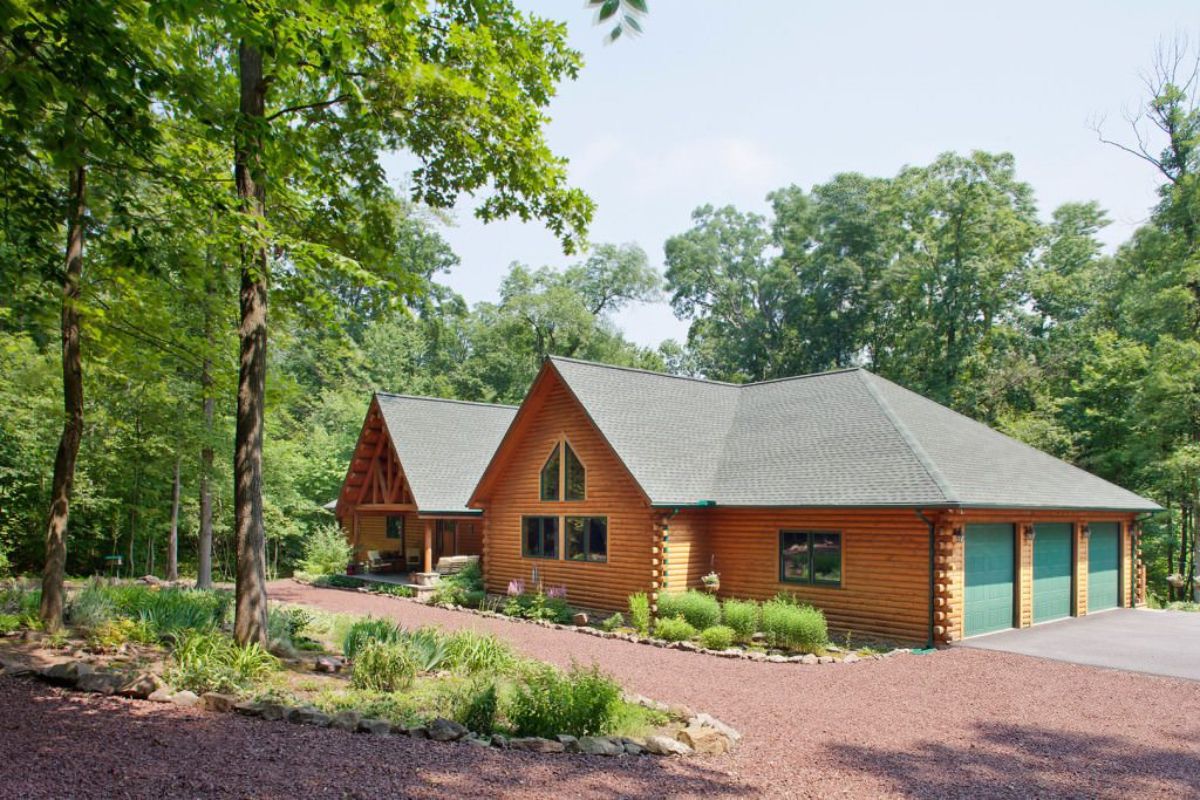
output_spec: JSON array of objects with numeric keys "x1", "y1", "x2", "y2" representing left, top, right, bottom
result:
[
  {"x1": 522, "y1": 516, "x2": 558, "y2": 559},
  {"x1": 539, "y1": 447, "x2": 560, "y2": 501},
  {"x1": 780, "y1": 530, "x2": 841, "y2": 586},
  {"x1": 566, "y1": 517, "x2": 607, "y2": 562}
]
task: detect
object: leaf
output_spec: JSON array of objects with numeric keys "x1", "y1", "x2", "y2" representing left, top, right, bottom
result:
[
  {"x1": 626, "y1": 0, "x2": 649, "y2": 12},
  {"x1": 598, "y1": 0, "x2": 620, "y2": 21},
  {"x1": 624, "y1": 14, "x2": 642, "y2": 33}
]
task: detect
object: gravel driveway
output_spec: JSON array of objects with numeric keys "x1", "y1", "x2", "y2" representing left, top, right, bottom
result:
[{"x1": 2, "y1": 581, "x2": 1199, "y2": 799}]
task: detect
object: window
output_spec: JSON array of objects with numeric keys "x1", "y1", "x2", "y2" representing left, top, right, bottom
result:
[
  {"x1": 564, "y1": 443, "x2": 585, "y2": 501},
  {"x1": 540, "y1": 448, "x2": 560, "y2": 501},
  {"x1": 780, "y1": 530, "x2": 841, "y2": 586},
  {"x1": 386, "y1": 516, "x2": 404, "y2": 540},
  {"x1": 566, "y1": 517, "x2": 607, "y2": 562},
  {"x1": 522, "y1": 516, "x2": 558, "y2": 559}
]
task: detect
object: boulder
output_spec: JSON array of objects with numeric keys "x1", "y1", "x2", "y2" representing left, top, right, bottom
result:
[
  {"x1": 766, "y1": 655, "x2": 787, "y2": 663},
  {"x1": 677, "y1": 725, "x2": 730, "y2": 756},
  {"x1": 578, "y1": 736, "x2": 624, "y2": 757},
  {"x1": 643, "y1": 735, "x2": 692, "y2": 756},
  {"x1": 621, "y1": 738, "x2": 646, "y2": 756},
  {"x1": 406, "y1": 725, "x2": 429, "y2": 739},
  {"x1": 41, "y1": 661, "x2": 93, "y2": 687},
  {"x1": 426, "y1": 717, "x2": 467, "y2": 742},
  {"x1": 118, "y1": 672, "x2": 163, "y2": 699},
  {"x1": 0, "y1": 656, "x2": 34, "y2": 677},
  {"x1": 147, "y1": 687, "x2": 175, "y2": 703},
  {"x1": 465, "y1": 735, "x2": 492, "y2": 748},
  {"x1": 693, "y1": 713, "x2": 742, "y2": 745},
  {"x1": 314, "y1": 656, "x2": 344, "y2": 674},
  {"x1": 201, "y1": 692, "x2": 237, "y2": 713},
  {"x1": 233, "y1": 700, "x2": 265, "y2": 717},
  {"x1": 666, "y1": 704, "x2": 694, "y2": 721},
  {"x1": 799, "y1": 654, "x2": 819, "y2": 666},
  {"x1": 140, "y1": 575, "x2": 164, "y2": 586},
  {"x1": 555, "y1": 734, "x2": 580, "y2": 753},
  {"x1": 330, "y1": 710, "x2": 363, "y2": 732},
  {"x1": 287, "y1": 706, "x2": 331, "y2": 727},
  {"x1": 842, "y1": 653, "x2": 860, "y2": 664},
  {"x1": 259, "y1": 702, "x2": 288, "y2": 722},
  {"x1": 357, "y1": 718, "x2": 391, "y2": 736},
  {"x1": 76, "y1": 671, "x2": 125, "y2": 695},
  {"x1": 817, "y1": 656, "x2": 835, "y2": 664},
  {"x1": 507, "y1": 737, "x2": 565, "y2": 753},
  {"x1": 571, "y1": 612, "x2": 589, "y2": 627},
  {"x1": 170, "y1": 690, "x2": 201, "y2": 708}
]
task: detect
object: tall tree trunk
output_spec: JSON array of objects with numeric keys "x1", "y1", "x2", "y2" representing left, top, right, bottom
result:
[
  {"x1": 167, "y1": 457, "x2": 180, "y2": 581},
  {"x1": 197, "y1": 273, "x2": 215, "y2": 589},
  {"x1": 39, "y1": 163, "x2": 86, "y2": 632},
  {"x1": 233, "y1": 41, "x2": 269, "y2": 647}
]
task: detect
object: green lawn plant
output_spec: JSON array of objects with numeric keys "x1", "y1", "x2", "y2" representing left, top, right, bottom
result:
[
  {"x1": 300, "y1": 524, "x2": 354, "y2": 576},
  {"x1": 342, "y1": 617, "x2": 402, "y2": 660},
  {"x1": 599, "y1": 612, "x2": 624, "y2": 632},
  {"x1": 653, "y1": 615, "x2": 697, "y2": 643},
  {"x1": 351, "y1": 640, "x2": 418, "y2": 692},
  {"x1": 627, "y1": 592, "x2": 651, "y2": 635},
  {"x1": 507, "y1": 663, "x2": 623, "y2": 738},
  {"x1": 656, "y1": 590, "x2": 720, "y2": 629},
  {"x1": 720, "y1": 598, "x2": 759, "y2": 642},
  {"x1": 698, "y1": 624, "x2": 735, "y2": 651},
  {"x1": 167, "y1": 630, "x2": 278, "y2": 694},
  {"x1": 761, "y1": 594, "x2": 828, "y2": 652}
]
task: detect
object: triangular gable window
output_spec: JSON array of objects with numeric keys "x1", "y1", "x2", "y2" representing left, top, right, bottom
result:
[
  {"x1": 540, "y1": 446, "x2": 561, "y2": 501},
  {"x1": 564, "y1": 443, "x2": 585, "y2": 501}
]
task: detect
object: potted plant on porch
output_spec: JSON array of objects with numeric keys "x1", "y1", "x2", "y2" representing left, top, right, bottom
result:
[{"x1": 701, "y1": 571, "x2": 720, "y2": 593}]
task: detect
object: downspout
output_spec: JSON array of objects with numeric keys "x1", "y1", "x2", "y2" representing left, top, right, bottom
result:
[{"x1": 916, "y1": 509, "x2": 937, "y2": 650}]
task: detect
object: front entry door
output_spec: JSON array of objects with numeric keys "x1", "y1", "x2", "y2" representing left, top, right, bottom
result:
[{"x1": 435, "y1": 520, "x2": 458, "y2": 561}]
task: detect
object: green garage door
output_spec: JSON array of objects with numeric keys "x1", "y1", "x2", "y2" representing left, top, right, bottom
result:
[
  {"x1": 1088, "y1": 522, "x2": 1120, "y2": 612},
  {"x1": 1033, "y1": 523, "x2": 1072, "y2": 623},
  {"x1": 965, "y1": 524, "x2": 1015, "y2": 637}
]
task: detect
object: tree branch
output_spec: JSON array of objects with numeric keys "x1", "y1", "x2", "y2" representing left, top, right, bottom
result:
[{"x1": 266, "y1": 94, "x2": 352, "y2": 122}]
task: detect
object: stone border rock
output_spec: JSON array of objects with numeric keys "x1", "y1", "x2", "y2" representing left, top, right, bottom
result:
[
  {"x1": 1, "y1": 656, "x2": 740, "y2": 759},
  {"x1": 292, "y1": 577, "x2": 913, "y2": 666}
]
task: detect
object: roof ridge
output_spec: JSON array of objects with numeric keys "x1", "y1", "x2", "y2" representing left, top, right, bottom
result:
[
  {"x1": 742, "y1": 367, "x2": 864, "y2": 388},
  {"x1": 547, "y1": 355, "x2": 742, "y2": 387},
  {"x1": 856, "y1": 371, "x2": 958, "y2": 504},
  {"x1": 375, "y1": 392, "x2": 519, "y2": 410}
]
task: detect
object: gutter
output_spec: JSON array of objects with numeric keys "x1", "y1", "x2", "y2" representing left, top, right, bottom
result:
[{"x1": 915, "y1": 509, "x2": 937, "y2": 650}]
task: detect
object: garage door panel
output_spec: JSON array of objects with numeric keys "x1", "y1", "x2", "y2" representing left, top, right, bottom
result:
[
  {"x1": 1088, "y1": 522, "x2": 1120, "y2": 612},
  {"x1": 1033, "y1": 523, "x2": 1072, "y2": 623},
  {"x1": 965, "y1": 523, "x2": 1015, "y2": 637}
]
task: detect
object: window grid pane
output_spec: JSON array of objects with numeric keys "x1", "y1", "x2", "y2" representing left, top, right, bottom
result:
[
  {"x1": 565, "y1": 516, "x2": 607, "y2": 562},
  {"x1": 564, "y1": 443, "x2": 585, "y2": 501},
  {"x1": 523, "y1": 516, "x2": 558, "y2": 559},
  {"x1": 540, "y1": 447, "x2": 560, "y2": 501},
  {"x1": 780, "y1": 530, "x2": 841, "y2": 587}
]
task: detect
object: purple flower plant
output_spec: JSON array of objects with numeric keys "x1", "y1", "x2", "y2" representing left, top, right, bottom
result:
[
  {"x1": 507, "y1": 579, "x2": 525, "y2": 597},
  {"x1": 544, "y1": 585, "x2": 568, "y2": 600}
]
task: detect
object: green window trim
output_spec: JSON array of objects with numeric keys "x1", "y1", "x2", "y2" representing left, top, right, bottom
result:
[
  {"x1": 565, "y1": 516, "x2": 607, "y2": 562},
  {"x1": 779, "y1": 530, "x2": 842, "y2": 587},
  {"x1": 522, "y1": 516, "x2": 559, "y2": 559}
]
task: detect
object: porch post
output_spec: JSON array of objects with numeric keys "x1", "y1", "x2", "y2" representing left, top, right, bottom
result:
[{"x1": 424, "y1": 519, "x2": 434, "y2": 574}]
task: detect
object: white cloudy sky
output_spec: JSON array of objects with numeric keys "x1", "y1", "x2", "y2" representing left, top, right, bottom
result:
[{"x1": 383, "y1": 1, "x2": 1198, "y2": 348}]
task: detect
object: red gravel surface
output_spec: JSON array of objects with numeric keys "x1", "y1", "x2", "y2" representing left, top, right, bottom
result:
[{"x1": 1, "y1": 580, "x2": 1198, "y2": 799}]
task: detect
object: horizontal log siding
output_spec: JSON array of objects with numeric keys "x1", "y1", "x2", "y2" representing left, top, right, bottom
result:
[
  {"x1": 479, "y1": 376, "x2": 654, "y2": 612},
  {"x1": 705, "y1": 507, "x2": 931, "y2": 643},
  {"x1": 345, "y1": 511, "x2": 422, "y2": 562},
  {"x1": 662, "y1": 509, "x2": 711, "y2": 594}
]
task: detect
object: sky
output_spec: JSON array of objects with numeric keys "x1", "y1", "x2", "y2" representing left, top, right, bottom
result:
[{"x1": 382, "y1": 1, "x2": 1199, "y2": 348}]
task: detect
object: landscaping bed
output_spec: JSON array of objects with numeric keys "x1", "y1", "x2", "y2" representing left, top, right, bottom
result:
[{"x1": 0, "y1": 578, "x2": 738, "y2": 758}]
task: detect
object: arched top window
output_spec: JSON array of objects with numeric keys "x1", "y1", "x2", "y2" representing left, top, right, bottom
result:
[{"x1": 539, "y1": 440, "x2": 586, "y2": 502}]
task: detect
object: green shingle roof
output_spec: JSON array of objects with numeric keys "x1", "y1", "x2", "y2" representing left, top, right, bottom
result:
[
  {"x1": 375, "y1": 393, "x2": 517, "y2": 514},
  {"x1": 548, "y1": 357, "x2": 1160, "y2": 512}
]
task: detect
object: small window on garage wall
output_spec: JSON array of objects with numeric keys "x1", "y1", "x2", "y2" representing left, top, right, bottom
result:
[
  {"x1": 780, "y1": 530, "x2": 842, "y2": 586},
  {"x1": 566, "y1": 517, "x2": 607, "y2": 562}
]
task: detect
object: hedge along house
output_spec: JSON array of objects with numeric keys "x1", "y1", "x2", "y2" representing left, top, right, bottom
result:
[
  {"x1": 468, "y1": 357, "x2": 1160, "y2": 646},
  {"x1": 334, "y1": 393, "x2": 516, "y2": 582}
]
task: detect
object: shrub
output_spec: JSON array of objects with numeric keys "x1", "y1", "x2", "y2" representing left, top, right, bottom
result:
[
  {"x1": 86, "y1": 618, "x2": 155, "y2": 649},
  {"x1": 351, "y1": 640, "x2": 417, "y2": 692},
  {"x1": 312, "y1": 574, "x2": 365, "y2": 589},
  {"x1": 455, "y1": 679, "x2": 499, "y2": 735},
  {"x1": 137, "y1": 590, "x2": 230, "y2": 638},
  {"x1": 507, "y1": 663, "x2": 622, "y2": 738},
  {"x1": 400, "y1": 627, "x2": 448, "y2": 672},
  {"x1": 760, "y1": 597, "x2": 828, "y2": 652},
  {"x1": 367, "y1": 583, "x2": 414, "y2": 598},
  {"x1": 698, "y1": 625, "x2": 735, "y2": 651},
  {"x1": 628, "y1": 593, "x2": 651, "y2": 635},
  {"x1": 431, "y1": 561, "x2": 483, "y2": 606},
  {"x1": 300, "y1": 524, "x2": 354, "y2": 576},
  {"x1": 442, "y1": 629, "x2": 516, "y2": 675},
  {"x1": 656, "y1": 590, "x2": 720, "y2": 630},
  {"x1": 342, "y1": 617, "x2": 402, "y2": 660},
  {"x1": 167, "y1": 630, "x2": 278, "y2": 693},
  {"x1": 653, "y1": 616, "x2": 697, "y2": 642},
  {"x1": 68, "y1": 579, "x2": 116, "y2": 631},
  {"x1": 721, "y1": 598, "x2": 759, "y2": 642},
  {"x1": 599, "y1": 612, "x2": 624, "y2": 632},
  {"x1": 0, "y1": 613, "x2": 20, "y2": 634}
]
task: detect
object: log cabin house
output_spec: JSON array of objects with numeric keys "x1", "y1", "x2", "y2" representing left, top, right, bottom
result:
[
  {"x1": 342, "y1": 357, "x2": 1160, "y2": 646},
  {"x1": 334, "y1": 393, "x2": 516, "y2": 581}
]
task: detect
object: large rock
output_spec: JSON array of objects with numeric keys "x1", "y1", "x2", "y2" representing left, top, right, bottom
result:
[
  {"x1": 507, "y1": 737, "x2": 565, "y2": 753},
  {"x1": 677, "y1": 725, "x2": 730, "y2": 755},
  {"x1": 41, "y1": 661, "x2": 93, "y2": 687},
  {"x1": 577, "y1": 736, "x2": 624, "y2": 757},
  {"x1": 643, "y1": 735, "x2": 692, "y2": 756},
  {"x1": 314, "y1": 656, "x2": 344, "y2": 674},
  {"x1": 259, "y1": 702, "x2": 288, "y2": 722},
  {"x1": 555, "y1": 734, "x2": 580, "y2": 753},
  {"x1": 357, "y1": 718, "x2": 392, "y2": 736},
  {"x1": 201, "y1": 692, "x2": 237, "y2": 713},
  {"x1": 330, "y1": 710, "x2": 363, "y2": 732},
  {"x1": 147, "y1": 687, "x2": 175, "y2": 703},
  {"x1": 76, "y1": 671, "x2": 125, "y2": 695},
  {"x1": 842, "y1": 652, "x2": 860, "y2": 664},
  {"x1": 288, "y1": 706, "x2": 331, "y2": 727},
  {"x1": 233, "y1": 700, "x2": 265, "y2": 717},
  {"x1": 118, "y1": 672, "x2": 163, "y2": 699},
  {"x1": 0, "y1": 656, "x2": 34, "y2": 677},
  {"x1": 621, "y1": 738, "x2": 646, "y2": 756},
  {"x1": 692, "y1": 713, "x2": 742, "y2": 745},
  {"x1": 426, "y1": 717, "x2": 468, "y2": 742},
  {"x1": 170, "y1": 690, "x2": 201, "y2": 708}
]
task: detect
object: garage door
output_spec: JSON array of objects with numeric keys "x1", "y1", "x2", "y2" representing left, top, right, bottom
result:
[
  {"x1": 1033, "y1": 523, "x2": 1072, "y2": 623},
  {"x1": 965, "y1": 523, "x2": 1015, "y2": 637},
  {"x1": 1088, "y1": 522, "x2": 1120, "y2": 612}
]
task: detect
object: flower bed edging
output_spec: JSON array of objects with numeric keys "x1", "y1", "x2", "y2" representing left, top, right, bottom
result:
[
  {"x1": 292, "y1": 577, "x2": 914, "y2": 666},
  {"x1": 1, "y1": 655, "x2": 739, "y2": 759}
]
